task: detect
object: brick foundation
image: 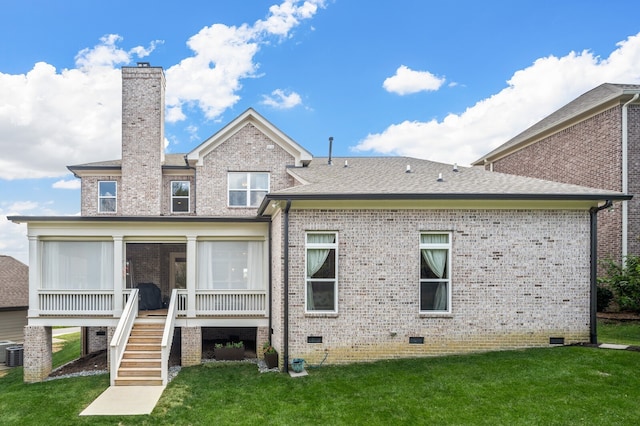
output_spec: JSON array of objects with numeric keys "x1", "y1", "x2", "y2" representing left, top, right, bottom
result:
[
  {"x1": 23, "y1": 326, "x2": 52, "y2": 383},
  {"x1": 181, "y1": 326, "x2": 201, "y2": 366}
]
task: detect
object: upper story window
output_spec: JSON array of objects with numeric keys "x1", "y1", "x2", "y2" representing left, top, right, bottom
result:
[
  {"x1": 306, "y1": 232, "x2": 338, "y2": 313},
  {"x1": 420, "y1": 232, "x2": 451, "y2": 314},
  {"x1": 171, "y1": 181, "x2": 190, "y2": 213},
  {"x1": 228, "y1": 172, "x2": 269, "y2": 207},
  {"x1": 98, "y1": 181, "x2": 117, "y2": 213}
]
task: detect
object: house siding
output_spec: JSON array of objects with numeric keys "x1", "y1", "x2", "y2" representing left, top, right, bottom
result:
[
  {"x1": 0, "y1": 309, "x2": 27, "y2": 342},
  {"x1": 195, "y1": 123, "x2": 297, "y2": 216},
  {"x1": 282, "y1": 208, "x2": 590, "y2": 365}
]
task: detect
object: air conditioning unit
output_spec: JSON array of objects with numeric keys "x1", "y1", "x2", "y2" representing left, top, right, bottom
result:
[{"x1": 0, "y1": 341, "x2": 16, "y2": 364}]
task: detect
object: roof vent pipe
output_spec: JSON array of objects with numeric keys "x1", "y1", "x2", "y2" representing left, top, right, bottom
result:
[
  {"x1": 328, "y1": 136, "x2": 333, "y2": 165},
  {"x1": 437, "y1": 173, "x2": 443, "y2": 182},
  {"x1": 344, "y1": 160, "x2": 348, "y2": 168},
  {"x1": 453, "y1": 163, "x2": 459, "y2": 172},
  {"x1": 406, "y1": 164, "x2": 412, "y2": 173}
]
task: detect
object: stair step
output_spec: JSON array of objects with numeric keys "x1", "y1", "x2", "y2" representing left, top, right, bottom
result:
[
  {"x1": 123, "y1": 350, "x2": 161, "y2": 359},
  {"x1": 118, "y1": 367, "x2": 162, "y2": 377},
  {"x1": 129, "y1": 336, "x2": 162, "y2": 344},
  {"x1": 131, "y1": 329, "x2": 163, "y2": 336},
  {"x1": 120, "y1": 359, "x2": 161, "y2": 368},
  {"x1": 115, "y1": 377, "x2": 163, "y2": 386},
  {"x1": 126, "y1": 344, "x2": 161, "y2": 352}
]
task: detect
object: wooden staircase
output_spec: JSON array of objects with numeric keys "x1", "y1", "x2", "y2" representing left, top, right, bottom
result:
[{"x1": 114, "y1": 320, "x2": 165, "y2": 386}]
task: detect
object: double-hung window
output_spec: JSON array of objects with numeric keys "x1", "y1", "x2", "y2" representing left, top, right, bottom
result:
[
  {"x1": 305, "y1": 232, "x2": 338, "y2": 313},
  {"x1": 171, "y1": 181, "x2": 190, "y2": 213},
  {"x1": 419, "y1": 232, "x2": 451, "y2": 313},
  {"x1": 98, "y1": 181, "x2": 117, "y2": 213},
  {"x1": 228, "y1": 172, "x2": 269, "y2": 207}
]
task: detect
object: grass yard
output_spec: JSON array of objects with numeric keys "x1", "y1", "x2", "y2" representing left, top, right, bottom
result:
[
  {"x1": 598, "y1": 319, "x2": 640, "y2": 345},
  {"x1": 1, "y1": 330, "x2": 639, "y2": 425}
]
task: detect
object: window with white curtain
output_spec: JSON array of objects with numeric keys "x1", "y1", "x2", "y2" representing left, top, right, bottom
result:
[
  {"x1": 420, "y1": 232, "x2": 451, "y2": 313},
  {"x1": 305, "y1": 232, "x2": 338, "y2": 313},
  {"x1": 41, "y1": 241, "x2": 114, "y2": 290},
  {"x1": 197, "y1": 241, "x2": 264, "y2": 290}
]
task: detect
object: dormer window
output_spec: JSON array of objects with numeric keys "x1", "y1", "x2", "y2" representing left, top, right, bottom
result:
[
  {"x1": 171, "y1": 181, "x2": 190, "y2": 213},
  {"x1": 228, "y1": 172, "x2": 269, "y2": 207},
  {"x1": 98, "y1": 181, "x2": 117, "y2": 213}
]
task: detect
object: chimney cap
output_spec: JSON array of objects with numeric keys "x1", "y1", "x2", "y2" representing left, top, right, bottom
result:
[{"x1": 137, "y1": 62, "x2": 151, "y2": 67}]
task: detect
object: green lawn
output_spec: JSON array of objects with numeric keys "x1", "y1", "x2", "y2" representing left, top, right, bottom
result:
[
  {"x1": 598, "y1": 319, "x2": 640, "y2": 345},
  {"x1": 1, "y1": 331, "x2": 639, "y2": 425}
]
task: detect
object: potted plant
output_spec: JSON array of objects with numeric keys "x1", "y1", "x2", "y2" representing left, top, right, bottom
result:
[
  {"x1": 262, "y1": 341, "x2": 278, "y2": 369},
  {"x1": 214, "y1": 341, "x2": 245, "y2": 360}
]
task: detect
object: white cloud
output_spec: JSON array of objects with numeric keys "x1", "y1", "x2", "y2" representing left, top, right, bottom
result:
[
  {"x1": 0, "y1": 36, "x2": 158, "y2": 180},
  {"x1": 355, "y1": 33, "x2": 640, "y2": 165},
  {"x1": 52, "y1": 179, "x2": 81, "y2": 189},
  {"x1": 261, "y1": 89, "x2": 302, "y2": 109},
  {"x1": 383, "y1": 65, "x2": 446, "y2": 95},
  {"x1": 165, "y1": 0, "x2": 325, "y2": 122}
]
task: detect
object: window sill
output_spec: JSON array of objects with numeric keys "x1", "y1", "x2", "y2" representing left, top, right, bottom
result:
[
  {"x1": 305, "y1": 312, "x2": 339, "y2": 318},
  {"x1": 419, "y1": 312, "x2": 453, "y2": 318}
]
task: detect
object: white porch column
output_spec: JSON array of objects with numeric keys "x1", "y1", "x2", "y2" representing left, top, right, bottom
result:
[
  {"x1": 113, "y1": 235, "x2": 124, "y2": 316},
  {"x1": 186, "y1": 235, "x2": 197, "y2": 318},
  {"x1": 27, "y1": 235, "x2": 40, "y2": 317}
]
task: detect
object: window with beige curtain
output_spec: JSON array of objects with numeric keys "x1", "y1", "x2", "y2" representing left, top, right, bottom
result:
[
  {"x1": 420, "y1": 233, "x2": 451, "y2": 312},
  {"x1": 306, "y1": 232, "x2": 338, "y2": 312}
]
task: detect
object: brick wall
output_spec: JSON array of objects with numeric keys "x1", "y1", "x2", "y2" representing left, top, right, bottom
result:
[
  {"x1": 626, "y1": 105, "x2": 640, "y2": 255},
  {"x1": 81, "y1": 175, "x2": 122, "y2": 216},
  {"x1": 491, "y1": 105, "x2": 624, "y2": 263},
  {"x1": 277, "y1": 208, "x2": 591, "y2": 365},
  {"x1": 195, "y1": 123, "x2": 297, "y2": 216},
  {"x1": 181, "y1": 326, "x2": 201, "y2": 366},
  {"x1": 23, "y1": 326, "x2": 52, "y2": 382}
]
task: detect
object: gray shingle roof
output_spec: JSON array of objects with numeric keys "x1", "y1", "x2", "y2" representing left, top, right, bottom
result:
[
  {"x1": 275, "y1": 156, "x2": 626, "y2": 198},
  {"x1": 0, "y1": 255, "x2": 28, "y2": 308},
  {"x1": 473, "y1": 83, "x2": 640, "y2": 164}
]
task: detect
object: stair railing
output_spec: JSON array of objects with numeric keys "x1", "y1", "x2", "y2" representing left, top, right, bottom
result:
[
  {"x1": 161, "y1": 289, "x2": 178, "y2": 385},
  {"x1": 109, "y1": 288, "x2": 139, "y2": 386}
]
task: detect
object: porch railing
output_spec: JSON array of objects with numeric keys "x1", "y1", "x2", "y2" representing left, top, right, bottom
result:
[
  {"x1": 195, "y1": 290, "x2": 266, "y2": 316},
  {"x1": 39, "y1": 290, "x2": 113, "y2": 315},
  {"x1": 35, "y1": 288, "x2": 266, "y2": 317},
  {"x1": 109, "y1": 288, "x2": 139, "y2": 386},
  {"x1": 161, "y1": 289, "x2": 179, "y2": 385}
]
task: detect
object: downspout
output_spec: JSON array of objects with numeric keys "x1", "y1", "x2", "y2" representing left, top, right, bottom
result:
[
  {"x1": 283, "y1": 199, "x2": 292, "y2": 373},
  {"x1": 268, "y1": 220, "x2": 273, "y2": 341},
  {"x1": 621, "y1": 93, "x2": 639, "y2": 262},
  {"x1": 590, "y1": 200, "x2": 613, "y2": 344}
]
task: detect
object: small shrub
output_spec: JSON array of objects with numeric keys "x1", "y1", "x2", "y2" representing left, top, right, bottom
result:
[
  {"x1": 599, "y1": 256, "x2": 640, "y2": 312},
  {"x1": 597, "y1": 285, "x2": 614, "y2": 311}
]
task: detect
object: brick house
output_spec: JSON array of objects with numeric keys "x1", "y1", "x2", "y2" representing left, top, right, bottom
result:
[
  {"x1": 0, "y1": 255, "x2": 28, "y2": 345},
  {"x1": 473, "y1": 84, "x2": 640, "y2": 265},
  {"x1": 9, "y1": 64, "x2": 630, "y2": 384}
]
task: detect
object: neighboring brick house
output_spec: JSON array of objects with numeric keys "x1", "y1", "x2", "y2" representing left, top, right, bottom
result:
[
  {"x1": 473, "y1": 84, "x2": 640, "y2": 265},
  {"x1": 10, "y1": 64, "x2": 630, "y2": 384},
  {"x1": 0, "y1": 255, "x2": 28, "y2": 344}
]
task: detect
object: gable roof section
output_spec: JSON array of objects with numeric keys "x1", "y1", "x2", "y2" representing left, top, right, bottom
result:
[
  {"x1": 258, "y1": 156, "x2": 630, "y2": 214},
  {"x1": 472, "y1": 83, "x2": 640, "y2": 165},
  {"x1": 0, "y1": 255, "x2": 28, "y2": 309},
  {"x1": 187, "y1": 108, "x2": 313, "y2": 167}
]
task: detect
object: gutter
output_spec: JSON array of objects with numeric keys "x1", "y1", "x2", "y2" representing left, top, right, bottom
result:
[
  {"x1": 283, "y1": 199, "x2": 292, "y2": 373},
  {"x1": 621, "y1": 93, "x2": 639, "y2": 261},
  {"x1": 590, "y1": 200, "x2": 613, "y2": 344}
]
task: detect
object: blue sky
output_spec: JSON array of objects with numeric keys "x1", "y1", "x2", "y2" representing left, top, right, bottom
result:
[{"x1": 2, "y1": 0, "x2": 640, "y2": 264}]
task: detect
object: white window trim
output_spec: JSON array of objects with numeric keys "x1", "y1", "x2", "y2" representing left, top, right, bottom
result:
[
  {"x1": 98, "y1": 181, "x2": 117, "y2": 213},
  {"x1": 419, "y1": 232, "x2": 452, "y2": 315},
  {"x1": 170, "y1": 181, "x2": 190, "y2": 214},
  {"x1": 227, "y1": 172, "x2": 270, "y2": 208},
  {"x1": 305, "y1": 232, "x2": 339, "y2": 314}
]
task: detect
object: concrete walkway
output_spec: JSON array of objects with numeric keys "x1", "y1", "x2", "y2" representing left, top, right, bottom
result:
[{"x1": 80, "y1": 385, "x2": 166, "y2": 416}]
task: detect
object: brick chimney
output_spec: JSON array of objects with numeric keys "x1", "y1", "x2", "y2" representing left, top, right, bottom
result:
[{"x1": 120, "y1": 62, "x2": 165, "y2": 215}]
